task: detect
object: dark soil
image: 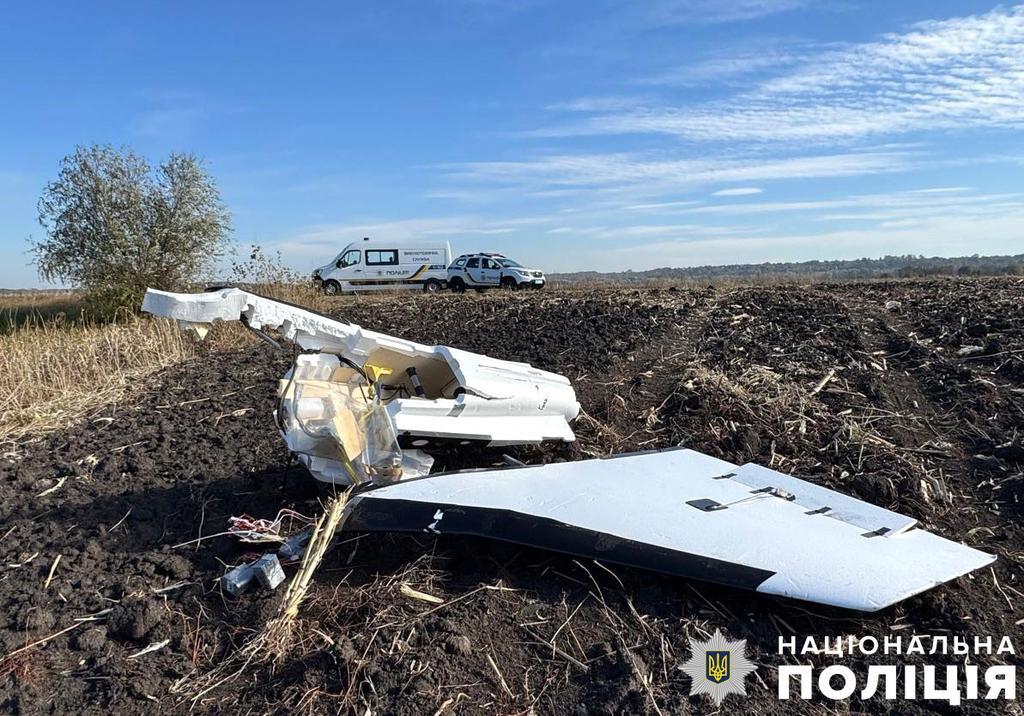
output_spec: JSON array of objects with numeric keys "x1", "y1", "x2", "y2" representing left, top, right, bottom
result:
[{"x1": 1, "y1": 280, "x2": 1021, "y2": 715}]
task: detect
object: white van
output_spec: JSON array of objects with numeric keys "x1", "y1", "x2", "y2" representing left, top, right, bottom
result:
[{"x1": 312, "y1": 238, "x2": 452, "y2": 295}]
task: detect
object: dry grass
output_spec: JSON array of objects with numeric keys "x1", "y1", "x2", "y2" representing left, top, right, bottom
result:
[
  {"x1": 225, "y1": 281, "x2": 329, "y2": 313},
  {"x1": 0, "y1": 282, "x2": 336, "y2": 447},
  {"x1": 0, "y1": 314, "x2": 206, "y2": 445},
  {"x1": 180, "y1": 490, "x2": 353, "y2": 707},
  {"x1": 0, "y1": 291, "x2": 86, "y2": 333}
]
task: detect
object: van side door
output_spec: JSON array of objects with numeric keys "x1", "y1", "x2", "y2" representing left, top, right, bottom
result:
[{"x1": 365, "y1": 249, "x2": 400, "y2": 278}]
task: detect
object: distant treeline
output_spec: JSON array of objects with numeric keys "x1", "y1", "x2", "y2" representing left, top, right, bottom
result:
[{"x1": 552, "y1": 253, "x2": 1024, "y2": 283}]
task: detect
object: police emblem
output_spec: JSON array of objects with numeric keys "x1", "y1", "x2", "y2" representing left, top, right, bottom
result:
[
  {"x1": 680, "y1": 629, "x2": 756, "y2": 705},
  {"x1": 706, "y1": 650, "x2": 730, "y2": 683}
]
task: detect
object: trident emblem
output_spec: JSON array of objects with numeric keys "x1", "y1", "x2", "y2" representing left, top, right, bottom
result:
[
  {"x1": 706, "y1": 650, "x2": 730, "y2": 683},
  {"x1": 682, "y1": 629, "x2": 754, "y2": 705}
]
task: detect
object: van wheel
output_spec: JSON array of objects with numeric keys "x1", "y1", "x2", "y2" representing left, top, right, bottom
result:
[
  {"x1": 322, "y1": 280, "x2": 342, "y2": 296},
  {"x1": 423, "y1": 279, "x2": 442, "y2": 294},
  {"x1": 501, "y1": 277, "x2": 519, "y2": 291},
  {"x1": 449, "y1": 278, "x2": 466, "y2": 293}
]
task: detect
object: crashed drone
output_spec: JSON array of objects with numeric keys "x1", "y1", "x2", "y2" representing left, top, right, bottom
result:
[{"x1": 144, "y1": 288, "x2": 994, "y2": 612}]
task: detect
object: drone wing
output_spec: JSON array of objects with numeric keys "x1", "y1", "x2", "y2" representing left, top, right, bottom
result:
[{"x1": 342, "y1": 448, "x2": 994, "y2": 611}]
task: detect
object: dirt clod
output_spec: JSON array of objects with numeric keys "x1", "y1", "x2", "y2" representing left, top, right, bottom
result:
[
  {"x1": 73, "y1": 626, "x2": 107, "y2": 651},
  {"x1": 108, "y1": 597, "x2": 165, "y2": 642},
  {"x1": 446, "y1": 634, "x2": 472, "y2": 656}
]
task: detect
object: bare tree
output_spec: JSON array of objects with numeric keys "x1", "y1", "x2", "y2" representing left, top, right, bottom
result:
[{"x1": 32, "y1": 145, "x2": 231, "y2": 313}]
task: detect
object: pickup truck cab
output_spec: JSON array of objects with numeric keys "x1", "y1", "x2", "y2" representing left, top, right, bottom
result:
[{"x1": 447, "y1": 253, "x2": 546, "y2": 292}]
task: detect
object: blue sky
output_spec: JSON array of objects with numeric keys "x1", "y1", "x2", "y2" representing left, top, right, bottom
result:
[{"x1": 2, "y1": 1, "x2": 1023, "y2": 287}]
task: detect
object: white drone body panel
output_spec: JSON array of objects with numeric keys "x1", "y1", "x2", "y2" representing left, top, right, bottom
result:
[{"x1": 143, "y1": 288, "x2": 580, "y2": 478}]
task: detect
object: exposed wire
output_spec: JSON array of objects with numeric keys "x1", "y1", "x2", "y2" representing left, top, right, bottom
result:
[{"x1": 240, "y1": 314, "x2": 283, "y2": 350}]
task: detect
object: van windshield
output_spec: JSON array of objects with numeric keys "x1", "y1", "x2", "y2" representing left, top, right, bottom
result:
[{"x1": 497, "y1": 258, "x2": 522, "y2": 268}]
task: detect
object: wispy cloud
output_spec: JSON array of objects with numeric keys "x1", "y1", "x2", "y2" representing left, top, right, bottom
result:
[
  {"x1": 644, "y1": 0, "x2": 808, "y2": 25},
  {"x1": 132, "y1": 107, "x2": 205, "y2": 141},
  {"x1": 627, "y1": 199, "x2": 702, "y2": 210},
  {"x1": 638, "y1": 43, "x2": 815, "y2": 87},
  {"x1": 712, "y1": 187, "x2": 762, "y2": 197},
  {"x1": 906, "y1": 186, "x2": 971, "y2": 194},
  {"x1": 445, "y1": 149, "x2": 910, "y2": 195},
  {"x1": 600, "y1": 210, "x2": 1024, "y2": 269},
  {"x1": 536, "y1": 5, "x2": 1024, "y2": 142},
  {"x1": 130, "y1": 90, "x2": 242, "y2": 143},
  {"x1": 628, "y1": 188, "x2": 1024, "y2": 219}
]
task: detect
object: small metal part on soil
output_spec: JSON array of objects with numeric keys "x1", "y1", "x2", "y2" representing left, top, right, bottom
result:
[
  {"x1": 278, "y1": 528, "x2": 311, "y2": 560},
  {"x1": 222, "y1": 562, "x2": 256, "y2": 597},
  {"x1": 252, "y1": 554, "x2": 285, "y2": 590}
]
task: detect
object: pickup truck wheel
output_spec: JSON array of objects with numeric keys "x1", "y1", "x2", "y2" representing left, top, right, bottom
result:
[
  {"x1": 423, "y1": 279, "x2": 442, "y2": 294},
  {"x1": 500, "y1": 277, "x2": 519, "y2": 291},
  {"x1": 449, "y1": 277, "x2": 466, "y2": 293},
  {"x1": 322, "y1": 280, "x2": 342, "y2": 296}
]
